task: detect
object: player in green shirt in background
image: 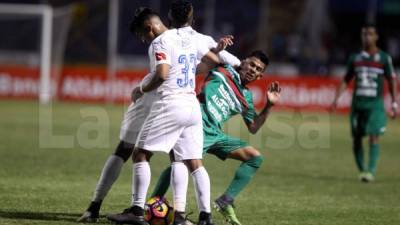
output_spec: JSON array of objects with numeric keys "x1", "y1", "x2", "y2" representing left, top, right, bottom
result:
[
  {"x1": 332, "y1": 23, "x2": 398, "y2": 182},
  {"x1": 151, "y1": 50, "x2": 281, "y2": 225}
]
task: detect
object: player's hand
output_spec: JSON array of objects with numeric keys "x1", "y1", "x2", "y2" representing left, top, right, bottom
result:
[
  {"x1": 131, "y1": 86, "x2": 143, "y2": 103},
  {"x1": 215, "y1": 35, "x2": 234, "y2": 53},
  {"x1": 390, "y1": 102, "x2": 398, "y2": 119},
  {"x1": 266, "y1": 81, "x2": 281, "y2": 107}
]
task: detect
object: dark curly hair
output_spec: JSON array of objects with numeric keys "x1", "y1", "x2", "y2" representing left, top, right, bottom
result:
[
  {"x1": 249, "y1": 50, "x2": 270, "y2": 66},
  {"x1": 169, "y1": 0, "x2": 193, "y2": 27},
  {"x1": 129, "y1": 7, "x2": 159, "y2": 36}
]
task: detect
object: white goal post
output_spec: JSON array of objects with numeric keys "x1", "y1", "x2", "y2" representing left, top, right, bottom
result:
[{"x1": 0, "y1": 3, "x2": 72, "y2": 104}]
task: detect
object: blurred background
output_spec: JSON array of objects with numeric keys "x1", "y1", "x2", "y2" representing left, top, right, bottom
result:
[
  {"x1": 1, "y1": 2, "x2": 399, "y2": 225},
  {"x1": 0, "y1": 0, "x2": 399, "y2": 108}
]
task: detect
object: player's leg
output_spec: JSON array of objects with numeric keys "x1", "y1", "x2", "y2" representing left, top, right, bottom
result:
[
  {"x1": 77, "y1": 140, "x2": 134, "y2": 223},
  {"x1": 183, "y1": 159, "x2": 212, "y2": 225},
  {"x1": 150, "y1": 152, "x2": 174, "y2": 198},
  {"x1": 108, "y1": 99, "x2": 189, "y2": 225},
  {"x1": 350, "y1": 110, "x2": 368, "y2": 180},
  {"x1": 362, "y1": 107, "x2": 386, "y2": 182},
  {"x1": 364, "y1": 135, "x2": 379, "y2": 182},
  {"x1": 173, "y1": 111, "x2": 212, "y2": 225},
  {"x1": 213, "y1": 144, "x2": 263, "y2": 225},
  {"x1": 352, "y1": 135, "x2": 365, "y2": 173},
  {"x1": 222, "y1": 146, "x2": 263, "y2": 200},
  {"x1": 107, "y1": 148, "x2": 153, "y2": 225}
]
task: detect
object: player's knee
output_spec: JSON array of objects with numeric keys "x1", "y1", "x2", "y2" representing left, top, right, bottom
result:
[
  {"x1": 246, "y1": 155, "x2": 264, "y2": 169},
  {"x1": 183, "y1": 159, "x2": 203, "y2": 173},
  {"x1": 133, "y1": 148, "x2": 153, "y2": 163},
  {"x1": 369, "y1": 135, "x2": 379, "y2": 145},
  {"x1": 114, "y1": 141, "x2": 134, "y2": 162}
]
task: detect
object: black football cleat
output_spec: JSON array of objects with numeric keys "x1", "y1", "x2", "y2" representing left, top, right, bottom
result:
[
  {"x1": 173, "y1": 211, "x2": 195, "y2": 225},
  {"x1": 107, "y1": 206, "x2": 149, "y2": 225},
  {"x1": 197, "y1": 211, "x2": 213, "y2": 225},
  {"x1": 77, "y1": 201, "x2": 101, "y2": 223}
]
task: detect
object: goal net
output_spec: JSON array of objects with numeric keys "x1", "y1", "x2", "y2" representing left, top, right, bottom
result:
[{"x1": 0, "y1": 3, "x2": 72, "y2": 104}]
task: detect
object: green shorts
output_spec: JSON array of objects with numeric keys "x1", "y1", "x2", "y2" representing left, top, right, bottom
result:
[
  {"x1": 350, "y1": 107, "x2": 387, "y2": 137},
  {"x1": 202, "y1": 118, "x2": 248, "y2": 160}
]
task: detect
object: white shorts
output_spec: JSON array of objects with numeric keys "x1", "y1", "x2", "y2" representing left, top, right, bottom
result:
[
  {"x1": 119, "y1": 91, "x2": 159, "y2": 144},
  {"x1": 135, "y1": 94, "x2": 203, "y2": 161}
]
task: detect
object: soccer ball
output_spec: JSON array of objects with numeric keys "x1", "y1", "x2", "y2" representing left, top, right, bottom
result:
[{"x1": 144, "y1": 196, "x2": 174, "y2": 225}]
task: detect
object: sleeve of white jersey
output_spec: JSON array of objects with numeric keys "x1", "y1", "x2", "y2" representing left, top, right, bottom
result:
[
  {"x1": 196, "y1": 41, "x2": 211, "y2": 60},
  {"x1": 218, "y1": 50, "x2": 241, "y2": 67},
  {"x1": 152, "y1": 36, "x2": 172, "y2": 66}
]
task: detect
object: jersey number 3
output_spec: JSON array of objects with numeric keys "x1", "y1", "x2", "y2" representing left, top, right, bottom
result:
[{"x1": 177, "y1": 54, "x2": 196, "y2": 88}]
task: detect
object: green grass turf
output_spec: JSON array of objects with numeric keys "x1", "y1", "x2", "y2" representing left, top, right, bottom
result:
[{"x1": 0, "y1": 100, "x2": 399, "y2": 225}]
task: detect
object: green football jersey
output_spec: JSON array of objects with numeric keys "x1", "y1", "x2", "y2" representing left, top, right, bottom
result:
[
  {"x1": 345, "y1": 50, "x2": 395, "y2": 109},
  {"x1": 198, "y1": 64, "x2": 256, "y2": 129}
]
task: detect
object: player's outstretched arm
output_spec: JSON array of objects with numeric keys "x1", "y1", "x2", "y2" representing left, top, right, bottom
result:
[
  {"x1": 330, "y1": 80, "x2": 347, "y2": 113},
  {"x1": 245, "y1": 81, "x2": 281, "y2": 134},
  {"x1": 212, "y1": 35, "x2": 234, "y2": 54},
  {"x1": 196, "y1": 51, "x2": 221, "y2": 75},
  {"x1": 196, "y1": 36, "x2": 234, "y2": 74}
]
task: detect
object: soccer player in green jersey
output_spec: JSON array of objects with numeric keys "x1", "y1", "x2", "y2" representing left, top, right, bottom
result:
[
  {"x1": 151, "y1": 50, "x2": 281, "y2": 225},
  {"x1": 332, "y1": 24, "x2": 397, "y2": 182}
]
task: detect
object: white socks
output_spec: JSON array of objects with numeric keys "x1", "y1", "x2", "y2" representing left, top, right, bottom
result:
[
  {"x1": 132, "y1": 162, "x2": 151, "y2": 208},
  {"x1": 92, "y1": 155, "x2": 124, "y2": 202},
  {"x1": 191, "y1": 166, "x2": 211, "y2": 213},
  {"x1": 171, "y1": 162, "x2": 189, "y2": 212}
]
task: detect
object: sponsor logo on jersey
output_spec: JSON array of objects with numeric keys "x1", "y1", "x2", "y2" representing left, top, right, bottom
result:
[{"x1": 155, "y1": 52, "x2": 166, "y2": 61}]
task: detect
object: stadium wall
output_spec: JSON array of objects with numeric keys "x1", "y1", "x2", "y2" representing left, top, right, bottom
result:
[{"x1": 0, "y1": 65, "x2": 398, "y2": 113}]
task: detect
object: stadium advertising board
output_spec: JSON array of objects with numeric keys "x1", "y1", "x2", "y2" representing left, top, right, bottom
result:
[{"x1": 0, "y1": 66, "x2": 398, "y2": 113}]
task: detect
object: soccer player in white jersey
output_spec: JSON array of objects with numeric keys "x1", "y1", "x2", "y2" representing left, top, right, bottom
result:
[
  {"x1": 77, "y1": 5, "x2": 239, "y2": 225},
  {"x1": 107, "y1": 2, "x2": 220, "y2": 225}
]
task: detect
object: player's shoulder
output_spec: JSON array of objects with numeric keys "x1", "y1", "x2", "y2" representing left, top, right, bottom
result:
[
  {"x1": 194, "y1": 31, "x2": 215, "y2": 42},
  {"x1": 151, "y1": 29, "x2": 175, "y2": 45},
  {"x1": 378, "y1": 50, "x2": 393, "y2": 62},
  {"x1": 180, "y1": 26, "x2": 216, "y2": 48},
  {"x1": 350, "y1": 51, "x2": 363, "y2": 61}
]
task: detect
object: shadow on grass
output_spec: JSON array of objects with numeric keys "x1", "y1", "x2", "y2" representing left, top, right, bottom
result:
[{"x1": 0, "y1": 210, "x2": 108, "y2": 223}]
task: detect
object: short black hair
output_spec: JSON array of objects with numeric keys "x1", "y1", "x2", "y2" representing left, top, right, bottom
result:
[
  {"x1": 362, "y1": 22, "x2": 377, "y2": 31},
  {"x1": 169, "y1": 0, "x2": 193, "y2": 27},
  {"x1": 129, "y1": 7, "x2": 159, "y2": 36},
  {"x1": 249, "y1": 50, "x2": 270, "y2": 66}
]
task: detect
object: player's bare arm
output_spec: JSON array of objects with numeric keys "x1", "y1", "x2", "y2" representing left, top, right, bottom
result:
[
  {"x1": 140, "y1": 64, "x2": 170, "y2": 93},
  {"x1": 131, "y1": 86, "x2": 143, "y2": 103},
  {"x1": 212, "y1": 35, "x2": 234, "y2": 54},
  {"x1": 196, "y1": 36, "x2": 233, "y2": 74},
  {"x1": 386, "y1": 73, "x2": 398, "y2": 119},
  {"x1": 331, "y1": 80, "x2": 348, "y2": 112},
  {"x1": 245, "y1": 81, "x2": 281, "y2": 134},
  {"x1": 331, "y1": 69, "x2": 354, "y2": 112}
]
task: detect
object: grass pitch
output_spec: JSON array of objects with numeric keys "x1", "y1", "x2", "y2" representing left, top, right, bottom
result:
[{"x1": 0, "y1": 100, "x2": 399, "y2": 225}]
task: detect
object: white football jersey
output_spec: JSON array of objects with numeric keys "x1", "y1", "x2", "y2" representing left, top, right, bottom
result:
[
  {"x1": 139, "y1": 32, "x2": 168, "y2": 88},
  {"x1": 179, "y1": 26, "x2": 241, "y2": 67},
  {"x1": 151, "y1": 28, "x2": 209, "y2": 96}
]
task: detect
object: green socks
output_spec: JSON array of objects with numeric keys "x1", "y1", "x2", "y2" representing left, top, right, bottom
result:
[
  {"x1": 368, "y1": 143, "x2": 380, "y2": 175},
  {"x1": 224, "y1": 155, "x2": 264, "y2": 198},
  {"x1": 353, "y1": 137, "x2": 380, "y2": 175},
  {"x1": 150, "y1": 166, "x2": 171, "y2": 198}
]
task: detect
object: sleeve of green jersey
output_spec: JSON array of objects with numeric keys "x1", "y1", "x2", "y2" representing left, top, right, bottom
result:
[
  {"x1": 384, "y1": 54, "x2": 395, "y2": 79},
  {"x1": 344, "y1": 54, "x2": 355, "y2": 83},
  {"x1": 242, "y1": 90, "x2": 256, "y2": 123}
]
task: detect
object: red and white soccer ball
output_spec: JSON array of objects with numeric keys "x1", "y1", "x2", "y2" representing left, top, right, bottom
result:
[{"x1": 144, "y1": 196, "x2": 174, "y2": 225}]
